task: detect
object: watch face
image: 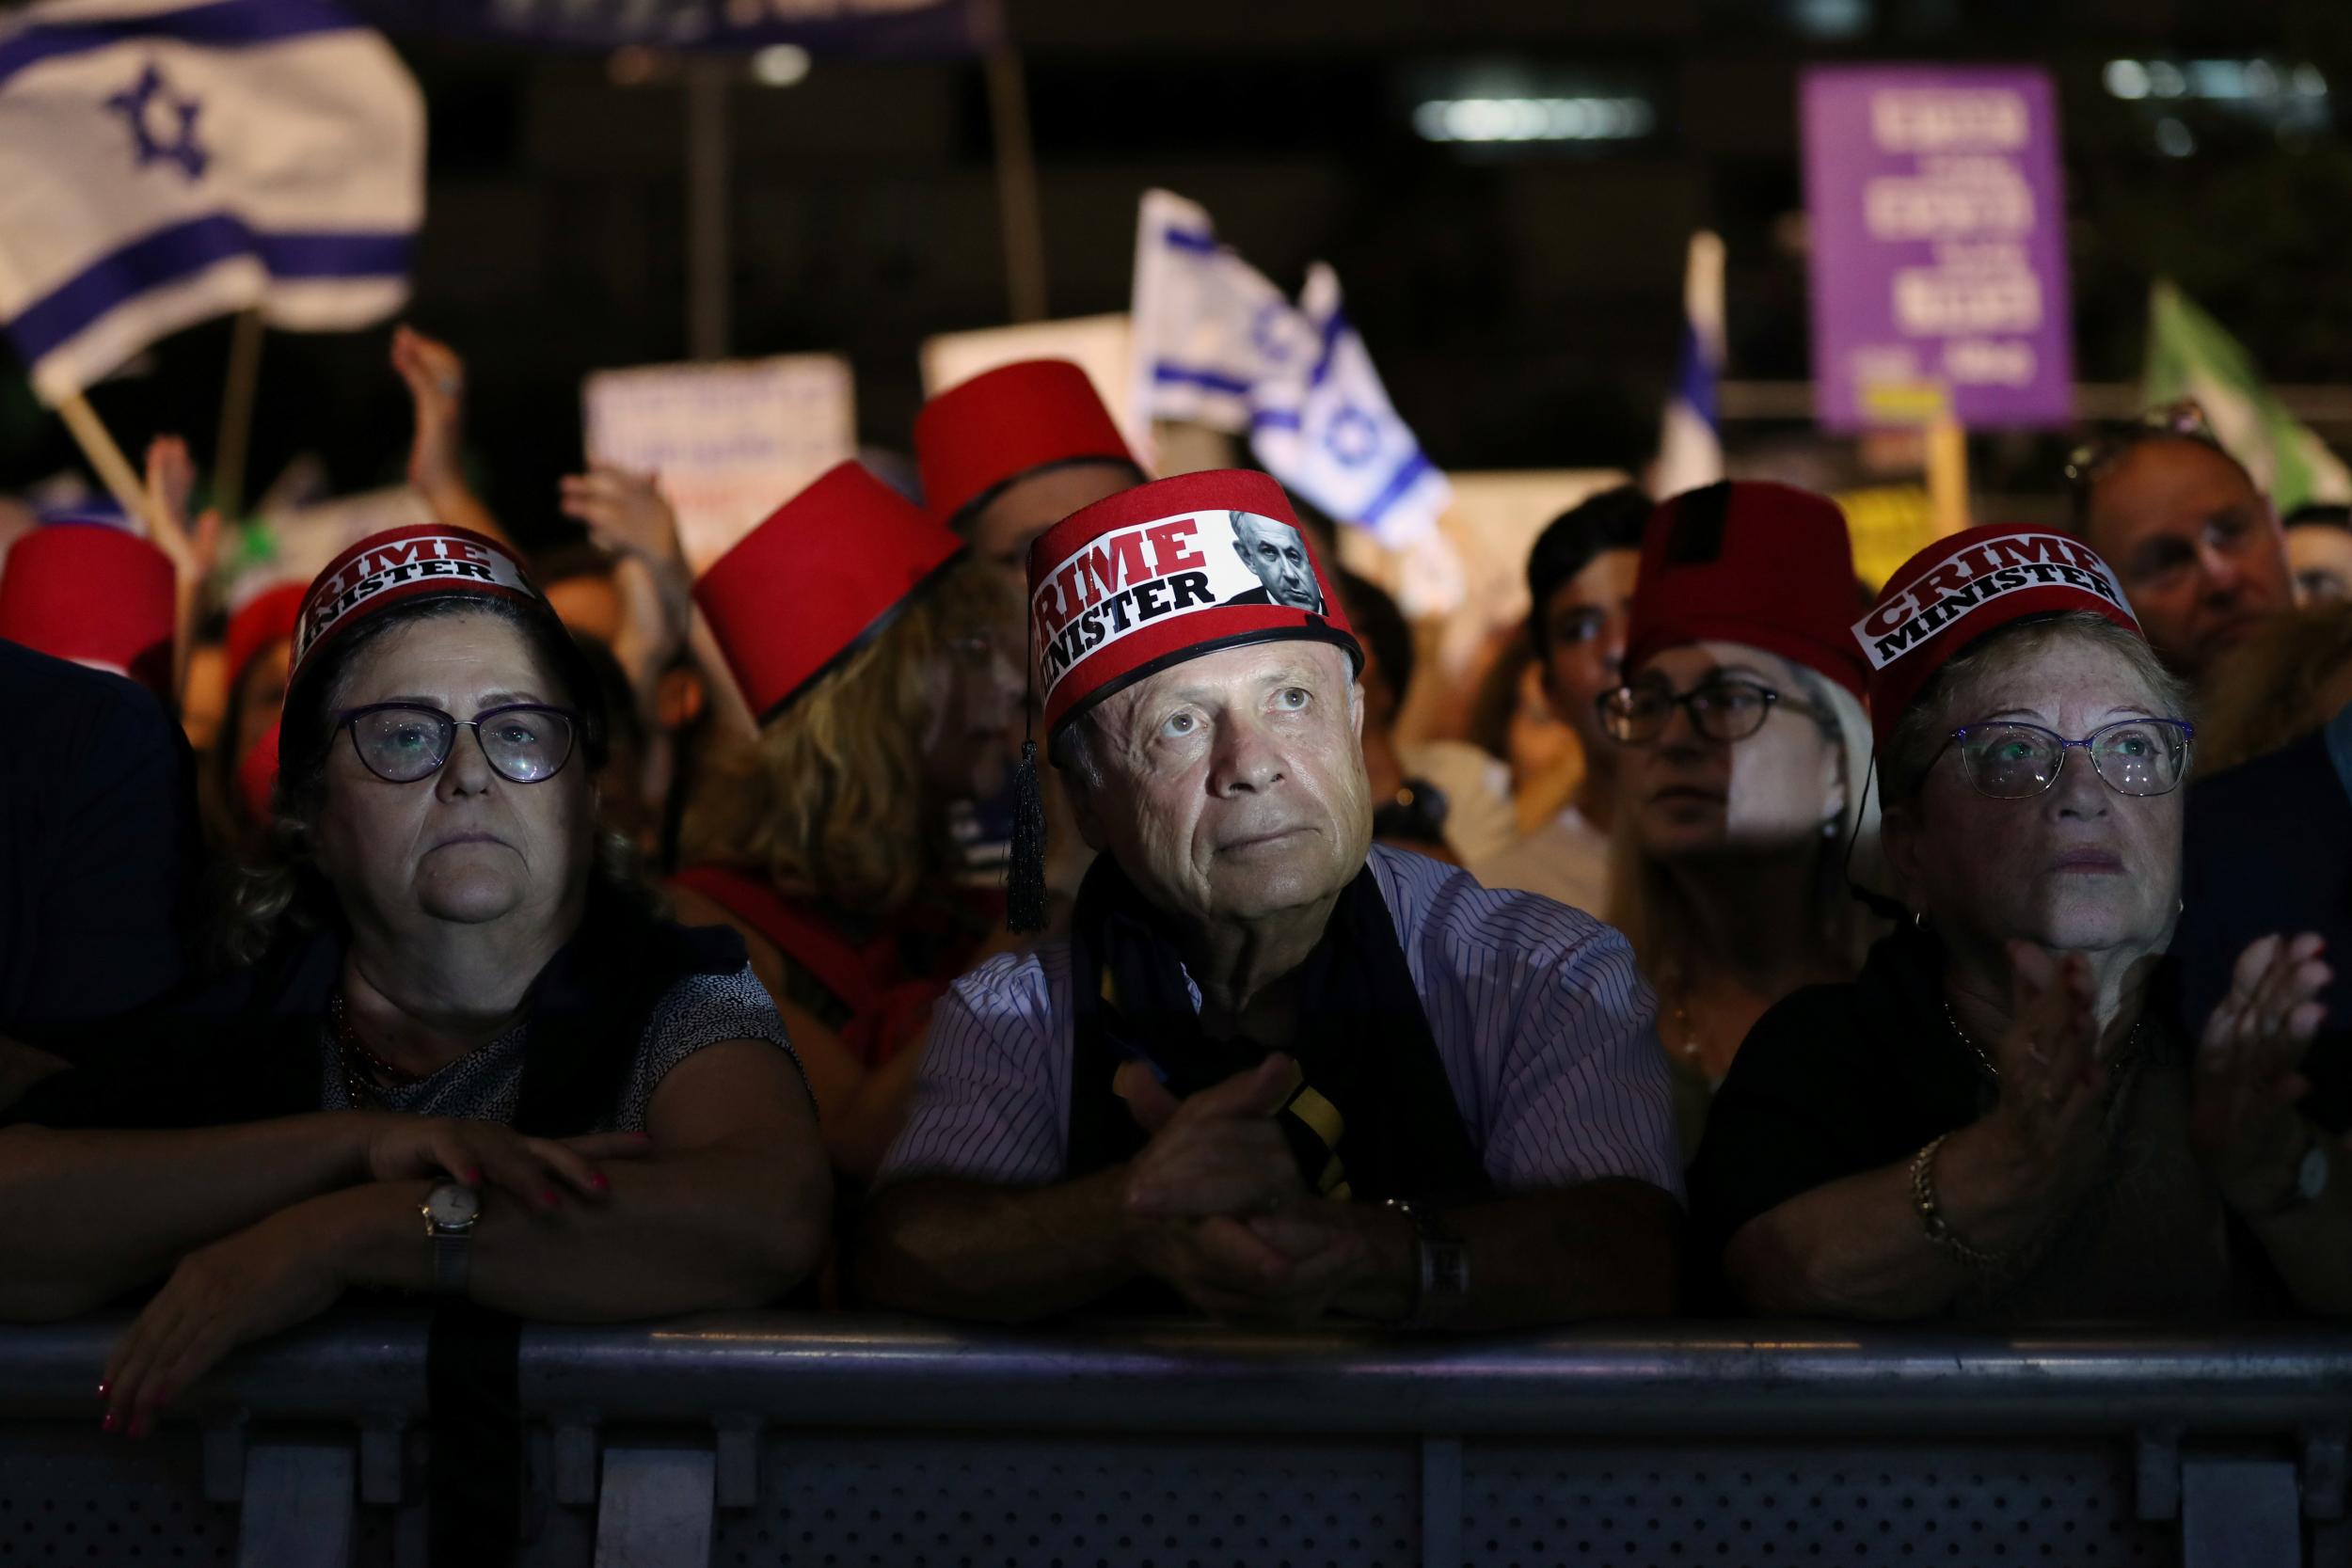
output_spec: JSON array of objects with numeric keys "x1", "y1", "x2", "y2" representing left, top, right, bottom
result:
[
  {"x1": 424, "y1": 1183, "x2": 482, "y2": 1229},
  {"x1": 2298, "y1": 1143, "x2": 2332, "y2": 1202}
]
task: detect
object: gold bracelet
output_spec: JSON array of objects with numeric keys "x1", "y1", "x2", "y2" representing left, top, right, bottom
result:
[{"x1": 1909, "y1": 1132, "x2": 2012, "y2": 1272}]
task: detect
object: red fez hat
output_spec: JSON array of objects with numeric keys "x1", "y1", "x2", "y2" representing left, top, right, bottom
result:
[
  {"x1": 225, "y1": 581, "x2": 306, "y2": 687},
  {"x1": 290, "y1": 523, "x2": 543, "y2": 687},
  {"x1": 694, "y1": 461, "x2": 968, "y2": 723},
  {"x1": 0, "y1": 523, "x2": 176, "y2": 701},
  {"x1": 1624, "y1": 481, "x2": 1870, "y2": 701},
  {"x1": 1027, "y1": 469, "x2": 1359, "y2": 744},
  {"x1": 915, "y1": 359, "x2": 1139, "y2": 530},
  {"x1": 1857, "y1": 524, "x2": 2141, "y2": 748},
  {"x1": 236, "y1": 720, "x2": 280, "y2": 827}
]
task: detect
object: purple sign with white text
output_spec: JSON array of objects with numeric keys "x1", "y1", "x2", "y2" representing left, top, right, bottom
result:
[{"x1": 1803, "y1": 66, "x2": 2073, "y2": 433}]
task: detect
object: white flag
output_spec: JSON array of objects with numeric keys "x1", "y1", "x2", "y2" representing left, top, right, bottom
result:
[
  {"x1": 0, "y1": 0, "x2": 426, "y2": 404},
  {"x1": 1249, "y1": 263, "x2": 1452, "y2": 548},
  {"x1": 1128, "y1": 187, "x2": 1309, "y2": 435},
  {"x1": 1652, "y1": 230, "x2": 1725, "y2": 499}
]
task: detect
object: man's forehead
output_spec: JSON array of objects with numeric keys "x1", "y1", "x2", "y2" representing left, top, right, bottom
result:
[
  {"x1": 2090, "y1": 440, "x2": 2263, "y2": 538},
  {"x1": 1110, "y1": 641, "x2": 1347, "y2": 705}
]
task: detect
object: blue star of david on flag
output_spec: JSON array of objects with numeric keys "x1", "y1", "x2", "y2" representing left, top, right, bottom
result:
[
  {"x1": 106, "y1": 62, "x2": 208, "y2": 181},
  {"x1": 0, "y1": 0, "x2": 425, "y2": 405}
]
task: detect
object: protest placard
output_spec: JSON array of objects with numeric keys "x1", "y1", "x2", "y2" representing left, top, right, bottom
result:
[
  {"x1": 1803, "y1": 66, "x2": 2073, "y2": 432},
  {"x1": 583, "y1": 356, "x2": 856, "y2": 571}
]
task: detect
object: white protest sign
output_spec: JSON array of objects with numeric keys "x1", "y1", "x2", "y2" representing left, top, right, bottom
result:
[{"x1": 582, "y1": 356, "x2": 856, "y2": 571}]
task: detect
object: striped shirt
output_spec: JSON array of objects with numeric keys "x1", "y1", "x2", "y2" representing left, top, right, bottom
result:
[{"x1": 877, "y1": 845, "x2": 1683, "y2": 1201}]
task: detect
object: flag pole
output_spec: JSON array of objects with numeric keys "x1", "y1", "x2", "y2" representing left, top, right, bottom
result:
[
  {"x1": 1926, "y1": 414, "x2": 1970, "y2": 537},
  {"x1": 983, "y1": 42, "x2": 1048, "y2": 324},
  {"x1": 56, "y1": 392, "x2": 159, "y2": 531},
  {"x1": 214, "y1": 308, "x2": 265, "y2": 519}
]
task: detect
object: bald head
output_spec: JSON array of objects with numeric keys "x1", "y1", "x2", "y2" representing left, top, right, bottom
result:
[{"x1": 2080, "y1": 436, "x2": 2290, "y2": 680}]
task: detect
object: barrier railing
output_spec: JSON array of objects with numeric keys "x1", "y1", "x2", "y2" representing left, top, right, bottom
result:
[{"x1": 2, "y1": 1312, "x2": 2348, "y2": 1567}]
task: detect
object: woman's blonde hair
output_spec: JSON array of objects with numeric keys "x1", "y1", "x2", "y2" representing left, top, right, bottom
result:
[
  {"x1": 682, "y1": 557, "x2": 1012, "y2": 917},
  {"x1": 1606, "y1": 651, "x2": 1887, "y2": 981},
  {"x1": 2194, "y1": 604, "x2": 2352, "y2": 774}
]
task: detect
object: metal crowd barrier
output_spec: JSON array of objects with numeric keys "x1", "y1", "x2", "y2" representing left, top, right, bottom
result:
[{"x1": 1, "y1": 1311, "x2": 2348, "y2": 1568}]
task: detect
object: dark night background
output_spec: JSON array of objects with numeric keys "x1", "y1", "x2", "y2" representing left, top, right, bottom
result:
[{"x1": 7, "y1": 0, "x2": 2352, "y2": 546}]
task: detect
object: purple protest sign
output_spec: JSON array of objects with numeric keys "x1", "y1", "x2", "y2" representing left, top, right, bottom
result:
[{"x1": 1803, "y1": 66, "x2": 2073, "y2": 433}]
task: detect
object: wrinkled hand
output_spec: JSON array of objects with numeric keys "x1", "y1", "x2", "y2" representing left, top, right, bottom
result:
[
  {"x1": 141, "y1": 435, "x2": 221, "y2": 586},
  {"x1": 559, "y1": 465, "x2": 686, "y2": 569},
  {"x1": 357, "y1": 1113, "x2": 650, "y2": 1214},
  {"x1": 2193, "y1": 932, "x2": 2330, "y2": 1212},
  {"x1": 1118, "y1": 1056, "x2": 1371, "y2": 1323},
  {"x1": 1979, "y1": 942, "x2": 2110, "y2": 1202},
  {"x1": 102, "y1": 1207, "x2": 347, "y2": 1435},
  {"x1": 391, "y1": 325, "x2": 468, "y2": 497}
]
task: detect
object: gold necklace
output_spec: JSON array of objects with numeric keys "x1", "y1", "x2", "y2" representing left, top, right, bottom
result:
[
  {"x1": 1942, "y1": 998, "x2": 2149, "y2": 1080},
  {"x1": 332, "y1": 989, "x2": 421, "y2": 1106}
]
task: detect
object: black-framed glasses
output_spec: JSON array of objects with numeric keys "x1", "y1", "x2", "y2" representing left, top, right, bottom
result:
[
  {"x1": 339, "y1": 703, "x2": 580, "y2": 785},
  {"x1": 2062, "y1": 398, "x2": 2220, "y2": 498},
  {"x1": 1597, "y1": 675, "x2": 1823, "y2": 746},
  {"x1": 1939, "y1": 718, "x2": 2196, "y2": 800}
]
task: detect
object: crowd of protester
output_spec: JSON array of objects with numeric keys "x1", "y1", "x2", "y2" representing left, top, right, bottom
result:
[{"x1": 0, "y1": 331, "x2": 2347, "y2": 1440}]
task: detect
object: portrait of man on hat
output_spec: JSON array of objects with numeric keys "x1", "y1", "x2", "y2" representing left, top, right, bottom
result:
[
  {"x1": 857, "y1": 469, "x2": 1682, "y2": 1333},
  {"x1": 1225, "y1": 510, "x2": 1325, "y2": 612}
]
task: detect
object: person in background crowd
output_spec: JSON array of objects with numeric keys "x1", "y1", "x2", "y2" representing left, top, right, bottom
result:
[
  {"x1": 0, "y1": 640, "x2": 200, "y2": 1053},
  {"x1": 2283, "y1": 502, "x2": 2352, "y2": 605},
  {"x1": 2066, "y1": 400, "x2": 2293, "y2": 685},
  {"x1": 914, "y1": 358, "x2": 1146, "y2": 600},
  {"x1": 1600, "y1": 482, "x2": 1883, "y2": 1152},
  {"x1": 859, "y1": 471, "x2": 1682, "y2": 1330},
  {"x1": 674, "y1": 463, "x2": 1025, "y2": 1178},
  {"x1": 1333, "y1": 569, "x2": 1516, "y2": 866},
  {"x1": 1463, "y1": 643, "x2": 1584, "y2": 840},
  {"x1": 0, "y1": 523, "x2": 828, "y2": 1437},
  {"x1": 1470, "y1": 483, "x2": 1649, "y2": 914},
  {"x1": 557, "y1": 465, "x2": 710, "y2": 871},
  {"x1": 1694, "y1": 526, "x2": 2351, "y2": 1320},
  {"x1": 2194, "y1": 604, "x2": 2352, "y2": 774},
  {"x1": 208, "y1": 580, "x2": 305, "y2": 847}
]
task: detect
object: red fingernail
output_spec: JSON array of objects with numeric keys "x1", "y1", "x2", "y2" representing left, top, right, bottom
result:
[
  {"x1": 101, "y1": 1414, "x2": 118, "y2": 1433},
  {"x1": 541, "y1": 1189, "x2": 561, "y2": 1208},
  {"x1": 465, "y1": 1167, "x2": 484, "y2": 1185},
  {"x1": 589, "y1": 1173, "x2": 611, "y2": 1193},
  {"x1": 97, "y1": 1381, "x2": 109, "y2": 1399}
]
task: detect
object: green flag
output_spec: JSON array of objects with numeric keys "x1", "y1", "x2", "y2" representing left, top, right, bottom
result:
[{"x1": 2144, "y1": 280, "x2": 2351, "y2": 515}]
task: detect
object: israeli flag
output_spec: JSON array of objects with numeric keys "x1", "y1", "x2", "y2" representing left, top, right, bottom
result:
[
  {"x1": 1249, "y1": 263, "x2": 1452, "y2": 548},
  {"x1": 1128, "y1": 187, "x2": 1308, "y2": 435},
  {"x1": 0, "y1": 0, "x2": 424, "y2": 404},
  {"x1": 1652, "y1": 230, "x2": 1726, "y2": 498}
]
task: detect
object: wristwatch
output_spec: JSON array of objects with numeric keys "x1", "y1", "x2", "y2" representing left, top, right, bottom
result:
[
  {"x1": 1381, "y1": 1198, "x2": 1469, "y2": 1331},
  {"x1": 421, "y1": 1181, "x2": 481, "y2": 1298},
  {"x1": 2251, "y1": 1132, "x2": 2332, "y2": 1221}
]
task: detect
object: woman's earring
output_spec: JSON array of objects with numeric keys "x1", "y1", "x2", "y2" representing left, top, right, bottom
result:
[{"x1": 1913, "y1": 911, "x2": 1928, "y2": 929}]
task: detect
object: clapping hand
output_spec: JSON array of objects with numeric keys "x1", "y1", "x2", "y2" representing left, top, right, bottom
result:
[
  {"x1": 2192, "y1": 932, "x2": 2330, "y2": 1212},
  {"x1": 1979, "y1": 942, "x2": 2111, "y2": 1203}
]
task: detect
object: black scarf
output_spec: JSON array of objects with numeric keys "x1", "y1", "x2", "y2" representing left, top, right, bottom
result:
[{"x1": 1064, "y1": 854, "x2": 1489, "y2": 1212}]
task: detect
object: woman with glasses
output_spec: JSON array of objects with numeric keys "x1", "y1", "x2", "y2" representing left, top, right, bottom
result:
[
  {"x1": 0, "y1": 523, "x2": 830, "y2": 1427},
  {"x1": 675, "y1": 463, "x2": 1025, "y2": 1179},
  {"x1": 1692, "y1": 525, "x2": 2352, "y2": 1320},
  {"x1": 1597, "y1": 482, "x2": 1884, "y2": 1155}
]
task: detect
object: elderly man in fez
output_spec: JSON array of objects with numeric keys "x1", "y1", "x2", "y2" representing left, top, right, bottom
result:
[
  {"x1": 1226, "y1": 510, "x2": 1325, "y2": 611},
  {"x1": 859, "y1": 471, "x2": 1682, "y2": 1329}
]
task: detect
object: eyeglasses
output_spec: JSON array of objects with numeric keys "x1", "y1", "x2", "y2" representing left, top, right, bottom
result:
[
  {"x1": 2062, "y1": 398, "x2": 2220, "y2": 497},
  {"x1": 1597, "y1": 675, "x2": 1824, "y2": 746},
  {"x1": 1939, "y1": 718, "x2": 2195, "y2": 800},
  {"x1": 339, "y1": 703, "x2": 580, "y2": 785}
]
